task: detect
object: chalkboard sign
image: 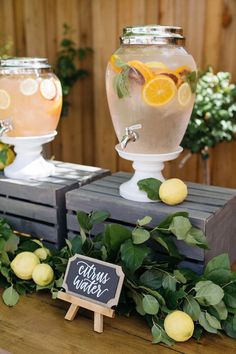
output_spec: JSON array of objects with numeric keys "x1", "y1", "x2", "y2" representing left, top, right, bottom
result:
[{"x1": 62, "y1": 254, "x2": 124, "y2": 308}]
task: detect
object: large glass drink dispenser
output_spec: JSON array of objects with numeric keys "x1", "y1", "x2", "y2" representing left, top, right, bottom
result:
[
  {"x1": 0, "y1": 58, "x2": 62, "y2": 179},
  {"x1": 106, "y1": 25, "x2": 197, "y2": 202}
]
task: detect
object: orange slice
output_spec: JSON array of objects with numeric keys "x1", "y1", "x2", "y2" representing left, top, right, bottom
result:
[
  {"x1": 109, "y1": 54, "x2": 123, "y2": 73},
  {"x1": 175, "y1": 65, "x2": 192, "y2": 76},
  {"x1": 0, "y1": 90, "x2": 11, "y2": 109},
  {"x1": 127, "y1": 60, "x2": 154, "y2": 82},
  {"x1": 142, "y1": 75, "x2": 177, "y2": 107},
  {"x1": 178, "y1": 82, "x2": 192, "y2": 106},
  {"x1": 20, "y1": 78, "x2": 38, "y2": 96},
  {"x1": 40, "y1": 79, "x2": 57, "y2": 100}
]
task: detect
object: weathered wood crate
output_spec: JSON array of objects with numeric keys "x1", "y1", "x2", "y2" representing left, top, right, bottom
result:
[
  {"x1": 66, "y1": 172, "x2": 236, "y2": 272},
  {"x1": 0, "y1": 161, "x2": 110, "y2": 248}
]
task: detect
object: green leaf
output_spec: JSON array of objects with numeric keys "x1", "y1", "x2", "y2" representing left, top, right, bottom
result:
[
  {"x1": 165, "y1": 288, "x2": 186, "y2": 309},
  {"x1": 139, "y1": 269, "x2": 163, "y2": 289},
  {"x1": 151, "y1": 324, "x2": 162, "y2": 343},
  {"x1": 199, "y1": 312, "x2": 218, "y2": 333},
  {"x1": 18, "y1": 240, "x2": 39, "y2": 252},
  {"x1": 55, "y1": 275, "x2": 64, "y2": 288},
  {"x1": 222, "y1": 315, "x2": 236, "y2": 338},
  {"x1": 224, "y1": 284, "x2": 236, "y2": 308},
  {"x1": 183, "y1": 295, "x2": 201, "y2": 321},
  {"x1": 205, "y1": 312, "x2": 221, "y2": 329},
  {"x1": 195, "y1": 280, "x2": 224, "y2": 306},
  {"x1": 132, "y1": 228, "x2": 150, "y2": 244},
  {"x1": 137, "y1": 216, "x2": 152, "y2": 226},
  {"x1": 80, "y1": 228, "x2": 87, "y2": 245},
  {"x1": 0, "y1": 250, "x2": 10, "y2": 265},
  {"x1": 77, "y1": 211, "x2": 92, "y2": 231},
  {"x1": 120, "y1": 239, "x2": 148, "y2": 273},
  {"x1": 142, "y1": 294, "x2": 159, "y2": 315},
  {"x1": 162, "y1": 274, "x2": 177, "y2": 292},
  {"x1": 2, "y1": 285, "x2": 20, "y2": 307},
  {"x1": 104, "y1": 224, "x2": 132, "y2": 253},
  {"x1": 51, "y1": 288, "x2": 59, "y2": 300},
  {"x1": 139, "y1": 286, "x2": 166, "y2": 306},
  {"x1": 174, "y1": 269, "x2": 187, "y2": 284},
  {"x1": 205, "y1": 254, "x2": 231, "y2": 275},
  {"x1": 157, "y1": 212, "x2": 189, "y2": 231},
  {"x1": 1, "y1": 266, "x2": 11, "y2": 283},
  {"x1": 65, "y1": 239, "x2": 72, "y2": 252},
  {"x1": 137, "y1": 178, "x2": 162, "y2": 200},
  {"x1": 3, "y1": 233, "x2": 19, "y2": 253},
  {"x1": 131, "y1": 292, "x2": 145, "y2": 315},
  {"x1": 113, "y1": 66, "x2": 130, "y2": 99},
  {"x1": 184, "y1": 227, "x2": 208, "y2": 249},
  {"x1": 71, "y1": 235, "x2": 83, "y2": 254},
  {"x1": 152, "y1": 234, "x2": 181, "y2": 258},
  {"x1": 169, "y1": 216, "x2": 192, "y2": 240},
  {"x1": 90, "y1": 210, "x2": 110, "y2": 225},
  {"x1": 206, "y1": 269, "x2": 233, "y2": 285},
  {"x1": 210, "y1": 301, "x2": 228, "y2": 320}
]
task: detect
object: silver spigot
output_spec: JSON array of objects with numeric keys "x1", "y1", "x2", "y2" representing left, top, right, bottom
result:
[
  {"x1": 0, "y1": 118, "x2": 13, "y2": 136},
  {"x1": 120, "y1": 124, "x2": 142, "y2": 149}
]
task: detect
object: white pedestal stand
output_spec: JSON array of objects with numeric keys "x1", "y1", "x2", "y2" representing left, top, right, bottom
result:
[
  {"x1": 116, "y1": 144, "x2": 183, "y2": 202},
  {"x1": 0, "y1": 131, "x2": 57, "y2": 180}
]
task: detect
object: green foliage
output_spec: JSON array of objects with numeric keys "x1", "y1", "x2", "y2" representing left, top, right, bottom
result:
[
  {"x1": 0, "y1": 211, "x2": 236, "y2": 346},
  {"x1": 0, "y1": 38, "x2": 13, "y2": 58},
  {"x1": 182, "y1": 67, "x2": 236, "y2": 158},
  {"x1": 55, "y1": 23, "x2": 92, "y2": 116}
]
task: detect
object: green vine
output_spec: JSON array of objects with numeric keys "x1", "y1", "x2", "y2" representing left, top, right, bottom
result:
[
  {"x1": 55, "y1": 24, "x2": 92, "y2": 116},
  {"x1": 0, "y1": 210, "x2": 236, "y2": 346}
]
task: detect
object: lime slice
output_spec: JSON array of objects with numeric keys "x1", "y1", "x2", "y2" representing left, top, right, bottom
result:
[
  {"x1": 20, "y1": 78, "x2": 38, "y2": 96},
  {"x1": 178, "y1": 82, "x2": 192, "y2": 106},
  {"x1": 40, "y1": 79, "x2": 57, "y2": 100},
  {"x1": 0, "y1": 90, "x2": 11, "y2": 109}
]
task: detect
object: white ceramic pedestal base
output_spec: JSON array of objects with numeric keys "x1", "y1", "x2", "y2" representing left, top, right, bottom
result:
[
  {"x1": 116, "y1": 145, "x2": 183, "y2": 202},
  {"x1": 0, "y1": 131, "x2": 57, "y2": 180}
]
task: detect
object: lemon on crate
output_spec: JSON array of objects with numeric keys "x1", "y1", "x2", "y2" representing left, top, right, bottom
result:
[
  {"x1": 159, "y1": 178, "x2": 188, "y2": 205},
  {"x1": 34, "y1": 247, "x2": 51, "y2": 261},
  {"x1": 0, "y1": 143, "x2": 15, "y2": 170},
  {"x1": 164, "y1": 310, "x2": 194, "y2": 342},
  {"x1": 11, "y1": 252, "x2": 40, "y2": 280},
  {"x1": 32, "y1": 264, "x2": 54, "y2": 286}
]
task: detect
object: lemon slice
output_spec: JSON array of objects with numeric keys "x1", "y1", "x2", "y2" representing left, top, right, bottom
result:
[
  {"x1": 0, "y1": 90, "x2": 11, "y2": 109},
  {"x1": 127, "y1": 60, "x2": 154, "y2": 82},
  {"x1": 142, "y1": 75, "x2": 176, "y2": 107},
  {"x1": 178, "y1": 82, "x2": 192, "y2": 106},
  {"x1": 145, "y1": 61, "x2": 167, "y2": 70},
  {"x1": 40, "y1": 79, "x2": 57, "y2": 100},
  {"x1": 20, "y1": 78, "x2": 38, "y2": 96}
]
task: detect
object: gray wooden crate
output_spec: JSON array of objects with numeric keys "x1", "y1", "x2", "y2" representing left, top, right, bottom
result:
[
  {"x1": 0, "y1": 161, "x2": 110, "y2": 248},
  {"x1": 66, "y1": 172, "x2": 236, "y2": 271}
]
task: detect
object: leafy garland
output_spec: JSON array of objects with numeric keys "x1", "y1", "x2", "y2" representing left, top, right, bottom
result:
[
  {"x1": 0, "y1": 211, "x2": 236, "y2": 345},
  {"x1": 182, "y1": 67, "x2": 236, "y2": 159}
]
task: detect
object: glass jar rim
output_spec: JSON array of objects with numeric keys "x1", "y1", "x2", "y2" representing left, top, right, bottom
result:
[
  {"x1": 120, "y1": 25, "x2": 185, "y2": 45},
  {"x1": 0, "y1": 57, "x2": 51, "y2": 69}
]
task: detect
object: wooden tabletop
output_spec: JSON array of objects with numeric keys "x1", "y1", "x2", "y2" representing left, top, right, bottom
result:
[{"x1": 1, "y1": 293, "x2": 236, "y2": 354}]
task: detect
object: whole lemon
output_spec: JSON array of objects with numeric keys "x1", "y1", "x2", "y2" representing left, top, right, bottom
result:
[
  {"x1": 164, "y1": 310, "x2": 194, "y2": 342},
  {"x1": 159, "y1": 178, "x2": 188, "y2": 205},
  {"x1": 34, "y1": 247, "x2": 51, "y2": 261},
  {"x1": 32, "y1": 264, "x2": 54, "y2": 286},
  {"x1": 11, "y1": 251, "x2": 40, "y2": 280},
  {"x1": 0, "y1": 143, "x2": 15, "y2": 170}
]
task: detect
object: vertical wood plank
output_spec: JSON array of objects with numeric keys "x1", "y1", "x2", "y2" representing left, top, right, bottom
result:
[
  {"x1": 92, "y1": 0, "x2": 118, "y2": 171},
  {"x1": 13, "y1": 0, "x2": 26, "y2": 56},
  {"x1": 0, "y1": 0, "x2": 16, "y2": 53}
]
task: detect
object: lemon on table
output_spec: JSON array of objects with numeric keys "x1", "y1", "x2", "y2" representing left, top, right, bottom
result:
[
  {"x1": 164, "y1": 310, "x2": 194, "y2": 342},
  {"x1": 159, "y1": 178, "x2": 188, "y2": 205},
  {"x1": 178, "y1": 82, "x2": 192, "y2": 106},
  {"x1": 11, "y1": 252, "x2": 40, "y2": 280},
  {"x1": 34, "y1": 247, "x2": 51, "y2": 261},
  {"x1": 0, "y1": 143, "x2": 15, "y2": 170},
  {"x1": 142, "y1": 75, "x2": 176, "y2": 107},
  {"x1": 0, "y1": 89, "x2": 11, "y2": 109},
  {"x1": 32, "y1": 264, "x2": 54, "y2": 286}
]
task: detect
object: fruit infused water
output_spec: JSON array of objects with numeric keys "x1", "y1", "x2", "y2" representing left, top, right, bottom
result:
[
  {"x1": 106, "y1": 26, "x2": 197, "y2": 154},
  {"x1": 0, "y1": 58, "x2": 62, "y2": 137}
]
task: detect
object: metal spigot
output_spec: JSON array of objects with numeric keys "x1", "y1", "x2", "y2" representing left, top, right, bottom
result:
[
  {"x1": 0, "y1": 118, "x2": 13, "y2": 136},
  {"x1": 120, "y1": 124, "x2": 142, "y2": 149}
]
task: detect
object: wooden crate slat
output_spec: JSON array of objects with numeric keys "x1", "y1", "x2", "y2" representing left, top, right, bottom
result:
[
  {"x1": 0, "y1": 213, "x2": 58, "y2": 243},
  {"x1": 0, "y1": 197, "x2": 57, "y2": 223}
]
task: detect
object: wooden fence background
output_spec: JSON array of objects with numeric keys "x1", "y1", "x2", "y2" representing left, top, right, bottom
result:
[{"x1": 0, "y1": 0, "x2": 236, "y2": 187}]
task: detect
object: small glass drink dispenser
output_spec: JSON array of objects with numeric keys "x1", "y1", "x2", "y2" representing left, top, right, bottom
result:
[
  {"x1": 0, "y1": 57, "x2": 62, "y2": 179},
  {"x1": 106, "y1": 25, "x2": 197, "y2": 202}
]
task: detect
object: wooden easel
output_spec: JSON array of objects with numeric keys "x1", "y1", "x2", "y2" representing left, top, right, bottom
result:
[{"x1": 57, "y1": 291, "x2": 115, "y2": 333}]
